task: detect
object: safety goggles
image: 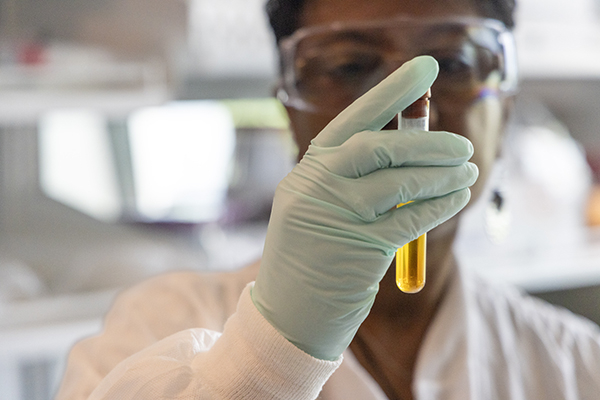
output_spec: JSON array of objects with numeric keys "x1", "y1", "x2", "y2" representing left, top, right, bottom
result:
[{"x1": 277, "y1": 16, "x2": 518, "y2": 113}]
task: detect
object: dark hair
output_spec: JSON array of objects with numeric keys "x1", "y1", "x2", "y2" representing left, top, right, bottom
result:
[{"x1": 266, "y1": 0, "x2": 516, "y2": 43}]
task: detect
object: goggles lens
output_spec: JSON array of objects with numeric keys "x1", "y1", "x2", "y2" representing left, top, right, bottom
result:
[{"x1": 279, "y1": 17, "x2": 517, "y2": 112}]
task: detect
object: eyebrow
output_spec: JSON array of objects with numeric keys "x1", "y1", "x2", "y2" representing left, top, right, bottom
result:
[{"x1": 310, "y1": 29, "x2": 388, "y2": 48}]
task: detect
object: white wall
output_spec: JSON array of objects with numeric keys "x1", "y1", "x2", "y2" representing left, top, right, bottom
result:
[{"x1": 515, "y1": 0, "x2": 600, "y2": 78}]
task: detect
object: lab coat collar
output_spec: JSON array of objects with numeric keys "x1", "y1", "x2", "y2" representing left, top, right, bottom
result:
[{"x1": 321, "y1": 270, "x2": 470, "y2": 400}]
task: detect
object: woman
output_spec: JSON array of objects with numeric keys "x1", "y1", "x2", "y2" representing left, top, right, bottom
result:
[{"x1": 56, "y1": 0, "x2": 600, "y2": 399}]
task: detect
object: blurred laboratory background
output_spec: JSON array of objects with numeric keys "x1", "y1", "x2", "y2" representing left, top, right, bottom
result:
[{"x1": 0, "y1": 0, "x2": 600, "y2": 399}]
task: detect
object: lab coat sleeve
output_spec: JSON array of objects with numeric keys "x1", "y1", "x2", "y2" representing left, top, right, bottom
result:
[{"x1": 85, "y1": 283, "x2": 341, "y2": 399}]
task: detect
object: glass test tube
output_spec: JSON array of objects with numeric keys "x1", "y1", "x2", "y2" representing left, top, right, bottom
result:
[{"x1": 396, "y1": 89, "x2": 431, "y2": 293}]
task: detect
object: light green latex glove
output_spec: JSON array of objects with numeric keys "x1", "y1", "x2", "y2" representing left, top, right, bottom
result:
[{"x1": 252, "y1": 56, "x2": 478, "y2": 361}]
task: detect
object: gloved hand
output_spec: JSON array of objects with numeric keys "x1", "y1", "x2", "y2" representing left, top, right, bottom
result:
[{"x1": 251, "y1": 56, "x2": 478, "y2": 361}]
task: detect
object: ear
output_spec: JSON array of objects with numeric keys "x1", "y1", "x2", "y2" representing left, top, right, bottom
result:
[
  {"x1": 284, "y1": 105, "x2": 305, "y2": 162},
  {"x1": 495, "y1": 95, "x2": 516, "y2": 159},
  {"x1": 501, "y1": 95, "x2": 516, "y2": 127}
]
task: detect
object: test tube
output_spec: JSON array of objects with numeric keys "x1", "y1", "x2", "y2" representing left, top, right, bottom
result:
[{"x1": 396, "y1": 89, "x2": 431, "y2": 293}]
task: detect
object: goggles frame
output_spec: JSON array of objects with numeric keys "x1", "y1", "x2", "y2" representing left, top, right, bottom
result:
[{"x1": 276, "y1": 15, "x2": 518, "y2": 112}]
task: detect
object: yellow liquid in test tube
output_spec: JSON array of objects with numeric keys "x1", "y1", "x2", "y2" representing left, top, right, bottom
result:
[
  {"x1": 396, "y1": 89, "x2": 430, "y2": 294},
  {"x1": 396, "y1": 232, "x2": 426, "y2": 293}
]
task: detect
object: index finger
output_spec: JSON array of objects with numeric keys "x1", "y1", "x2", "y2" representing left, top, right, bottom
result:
[{"x1": 312, "y1": 55, "x2": 439, "y2": 148}]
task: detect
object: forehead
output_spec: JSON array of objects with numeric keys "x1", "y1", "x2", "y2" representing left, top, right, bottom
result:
[{"x1": 300, "y1": 0, "x2": 479, "y2": 28}]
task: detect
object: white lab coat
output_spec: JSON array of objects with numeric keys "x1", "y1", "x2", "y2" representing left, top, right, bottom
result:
[{"x1": 55, "y1": 260, "x2": 600, "y2": 399}]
